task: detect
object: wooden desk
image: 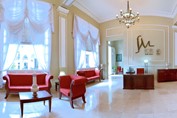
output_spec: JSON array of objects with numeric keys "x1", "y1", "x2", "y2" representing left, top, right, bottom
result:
[
  {"x1": 157, "y1": 69, "x2": 177, "y2": 82},
  {"x1": 19, "y1": 90, "x2": 52, "y2": 117},
  {"x1": 123, "y1": 74, "x2": 154, "y2": 89}
]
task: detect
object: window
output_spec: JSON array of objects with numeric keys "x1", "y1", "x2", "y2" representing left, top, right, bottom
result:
[
  {"x1": 2, "y1": 20, "x2": 50, "y2": 71},
  {"x1": 0, "y1": 0, "x2": 53, "y2": 72},
  {"x1": 10, "y1": 45, "x2": 38, "y2": 70},
  {"x1": 73, "y1": 15, "x2": 100, "y2": 70},
  {"x1": 80, "y1": 50, "x2": 96, "y2": 68}
]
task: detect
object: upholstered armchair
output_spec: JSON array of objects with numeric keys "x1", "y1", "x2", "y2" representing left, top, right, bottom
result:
[
  {"x1": 117, "y1": 66, "x2": 123, "y2": 74},
  {"x1": 58, "y1": 75, "x2": 87, "y2": 108},
  {"x1": 137, "y1": 68, "x2": 145, "y2": 74}
]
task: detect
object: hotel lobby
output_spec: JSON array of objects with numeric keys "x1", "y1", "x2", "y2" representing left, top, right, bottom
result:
[{"x1": 0, "y1": 0, "x2": 177, "y2": 118}]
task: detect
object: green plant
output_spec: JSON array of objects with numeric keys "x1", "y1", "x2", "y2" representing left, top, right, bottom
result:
[{"x1": 112, "y1": 66, "x2": 117, "y2": 74}]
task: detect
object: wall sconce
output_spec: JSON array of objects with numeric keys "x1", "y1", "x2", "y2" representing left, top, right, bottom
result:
[{"x1": 144, "y1": 59, "x2": 148, "y2": 73}]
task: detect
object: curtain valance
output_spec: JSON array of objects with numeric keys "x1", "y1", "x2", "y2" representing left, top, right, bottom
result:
[
  {"x1": 2, "y1": 0, "x2": 53, "y2": 33},
  {"x1": 73, "y1": 15, "x2": 100, "y2": 45}
]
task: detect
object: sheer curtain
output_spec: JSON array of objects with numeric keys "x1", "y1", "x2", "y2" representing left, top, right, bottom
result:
[
  {"x1": 73, "y1": 15, "x2": 100, "y2": 70},
  {"x1": 0, "y1": 0, "x2": 53, "y2": 87}
]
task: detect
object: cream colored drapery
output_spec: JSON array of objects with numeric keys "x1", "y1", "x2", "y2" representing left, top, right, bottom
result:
[
  {"x1": 73, "y1": 15, "x2": 100, "y2": 70},
  {"x1": 0, "y1": 0, "x2": 53, "y2": 87}
]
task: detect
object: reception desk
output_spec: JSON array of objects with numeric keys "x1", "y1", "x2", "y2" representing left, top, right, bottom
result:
[
  {"x1": 123, "y1": 74, "x2": 154, "y2": 89},
  {"x1": 157, "y1": 69, "x2": 177, "y2": 82}
]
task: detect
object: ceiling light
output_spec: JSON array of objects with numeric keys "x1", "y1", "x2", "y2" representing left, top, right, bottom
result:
[{"x1": 116, "y1": 0, "x2": 140, "y2": 28}]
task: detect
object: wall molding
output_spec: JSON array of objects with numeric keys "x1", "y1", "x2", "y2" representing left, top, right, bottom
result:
[
  {"x1": 57, "y1": 6, "x2": 69, "y2": 16},
  {"x1": 106, "y1": 26, "x2": 125, "y2": 37},
  {"x1": 105, "y1": 24, "x2": 170, "y2": 66},
  {"x1": 131, "y1": 28, "x2": 166, "y2": 63}
]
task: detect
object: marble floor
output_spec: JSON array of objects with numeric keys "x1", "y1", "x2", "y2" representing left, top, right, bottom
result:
[{"x1": 1, "y1": 75, "x2": 177, "y2": 118}]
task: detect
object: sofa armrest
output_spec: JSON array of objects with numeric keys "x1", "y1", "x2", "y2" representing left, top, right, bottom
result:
[
  {"x1": 45, "y1": 74, "x2": 53, "y2": 88},
  {"x1": 3, "y1": 75, "x2": 10, "y2": 89},
  {"x1": 76, "y1": 71, "x2": 85, "y2": 76},
  {"x1": 95, "y1": 70, "x2": 100, "y2": 76}
]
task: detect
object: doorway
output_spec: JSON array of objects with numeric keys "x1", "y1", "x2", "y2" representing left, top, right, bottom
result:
[
  {"x1": 108, "y1": 44, "x2": 116, "y2": 75},
  {"x1": 107, "y1": 40, "x2": 124, "y2": 77}
]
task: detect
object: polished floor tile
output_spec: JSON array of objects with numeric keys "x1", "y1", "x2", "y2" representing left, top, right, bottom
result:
[{"x1": 1, "y1": 75, "x2": 177, "y2": 118}]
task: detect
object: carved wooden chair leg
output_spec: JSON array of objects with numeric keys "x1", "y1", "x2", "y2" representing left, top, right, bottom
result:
[
  {"x1": 70, "y1": 98, "x2": 74, "y2": 108},
  {"x1": 59, "y1": 92, "x2": 62, "y2": 99},
  {"x1": 82, "y1": 95, "x2": 86, "y2": 103},
  {"x1": 5, "y1": 92, "x2": 9, "y2": 99}
]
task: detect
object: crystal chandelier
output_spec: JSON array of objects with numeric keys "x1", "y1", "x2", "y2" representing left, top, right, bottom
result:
[{"x1": 116, "y1": 0, "x2": 140, "y2": 28}]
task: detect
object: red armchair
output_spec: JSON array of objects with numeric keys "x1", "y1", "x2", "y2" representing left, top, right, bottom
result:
[
  {"x1": 137, "y1": 68, "x2": 144, "y2": 74},
  {"x1": 117, "y1": 66, "x2": 123, "y2": 74},
  {"x1": 58, "y1": 75, "x2": 87, "y2": 108}
]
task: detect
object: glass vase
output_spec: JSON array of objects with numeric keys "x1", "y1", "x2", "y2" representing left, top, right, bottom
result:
[{"x1": 31, "y1": 74, "x2": 39, "y2": 97}]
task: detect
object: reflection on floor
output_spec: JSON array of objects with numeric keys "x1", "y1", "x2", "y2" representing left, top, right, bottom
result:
[
  {"x1": 1, "y1": 76, "x2": 177, "y2": 118},
  {"x1": 109, "y1": 74, "x2": 123, "y2": 79}
]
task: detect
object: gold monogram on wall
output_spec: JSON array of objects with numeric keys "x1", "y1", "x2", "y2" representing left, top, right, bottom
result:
[{"x1": 136, "y1": 35, "x2": 155, "y2": 54}]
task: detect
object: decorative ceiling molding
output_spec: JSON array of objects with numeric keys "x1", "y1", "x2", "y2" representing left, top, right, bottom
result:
[
  {"x1": 171, "y1": 1, "x2": 177, "y2": 18},
  {"x1": 73, "y1": 0, "x2": 177, "y2": 23},
  {"x1": 57, "y1": 6, "x2": 69, "y2": 15},
  {"x1": 73, "y1": 1, "x2": 102, "y2": 23},
  {"x1": 61, "y1": 0, "x2": 76, "y2": 8}
]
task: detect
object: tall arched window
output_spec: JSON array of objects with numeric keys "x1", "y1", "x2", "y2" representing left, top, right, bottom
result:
[
  {"x1": 73, "y1": 15, "x2": 100, "y2": 70},
  {"x1": 0, "y1": 0, "x2": 53, "y2": 87}
]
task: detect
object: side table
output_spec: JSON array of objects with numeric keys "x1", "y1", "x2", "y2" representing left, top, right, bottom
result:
[{"x1": 55, "y1": 82, "x2": 59, "y2": 91}]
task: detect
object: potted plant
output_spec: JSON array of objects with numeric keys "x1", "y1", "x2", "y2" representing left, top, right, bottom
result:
[{"x1": 112, "y1": 66, "x2": 117, "y2": 74}]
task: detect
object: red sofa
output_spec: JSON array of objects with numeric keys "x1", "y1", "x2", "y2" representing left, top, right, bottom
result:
[
  {"x1": 76, "y1": 69, "x2": 101, "y2": 82},
  {"x1": 3, "y1": 73, "x2": 53, "y2": 99},
  {"x1": 58, "y1": 75, "x2": 87, "y2": 108}
]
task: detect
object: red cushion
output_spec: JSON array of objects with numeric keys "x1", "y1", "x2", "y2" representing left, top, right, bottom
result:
[
  {"x1": 9, "y1": 85, "x2": 49, "y2": 92},
  {"x1": 36, "y1": 74, "x2": 46, "y2": 85},
  {"x1": 60, "y1": 88, "x2": 70, "y2": 96},
  {"x1": 8, "y1": 73, "x2": 47, "y2": 86},
  {"x1": 8, "y1": 74, "x2": 33, "y2": 86},
  {"x1": 59, "y1": 75, "x2": 72, "y2": 88},
  {"x1": 85, "y1": 70, "x2": 95, "y2": 77},
  {"x1": 87, "y1": 76, "x2": 99, "y2": 81},
  {"x1": 9, "y1": 86, "x2": 31, "y2": 91}
]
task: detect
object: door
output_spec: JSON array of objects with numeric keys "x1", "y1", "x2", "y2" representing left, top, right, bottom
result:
[{"x1": 108, "y1": 45, "x2": 116, "y2": 75}]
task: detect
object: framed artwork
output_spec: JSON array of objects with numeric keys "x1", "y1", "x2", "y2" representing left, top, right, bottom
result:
[{"x1": 116, "y1": 54, "x2": 122, "y2": 62}]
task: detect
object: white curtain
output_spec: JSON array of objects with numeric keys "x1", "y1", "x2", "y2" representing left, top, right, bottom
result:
[
  {"x1": 0, "y1": 0, "x2": 53, "y2": 87},
  {"x1": 73, "y1": 15, "x2": 100, "y2": 70}
]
